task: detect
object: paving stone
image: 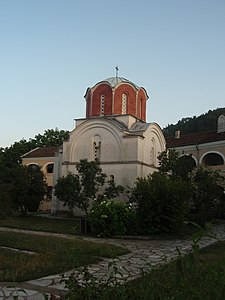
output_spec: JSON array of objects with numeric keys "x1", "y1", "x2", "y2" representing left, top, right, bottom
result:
[{"x1": 1, "y1": 224, "x2": 225, "y2": 298}]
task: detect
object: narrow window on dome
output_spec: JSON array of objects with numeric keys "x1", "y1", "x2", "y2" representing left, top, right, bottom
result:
[
  {"x1": 140, "y1": 98, "x2": 142, "y2": 118},
  {"x1": 100, "y1": 94, "x2": 105, "y2": 115},
  {"x1": 122, "y1": 93, "x2": 127, "y2": 114}
]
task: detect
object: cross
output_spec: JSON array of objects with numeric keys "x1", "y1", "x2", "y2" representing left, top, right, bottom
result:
[{"x1": 115, "y1": 66, "x2": 119, "y2": 78}]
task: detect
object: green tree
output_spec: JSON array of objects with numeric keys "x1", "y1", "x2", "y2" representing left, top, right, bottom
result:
[
  {"x1": 26, "y1": 165, "x2": 47, "y2": 212},
  {"x1": 0, "y1": 128, "x2": 67, "y2": 216},
  {"x1": 76, "y1": 159, "x2": 106, "y2": 215},
  {"x1": 54, "y1": 159, "x2": 125, "y2": 216},
  {"x1": 0, "y1": 128, "x2": 69, "y2": 166},
  {"x1": 98, "y1": 177, "x2": 124, "y2": 201},
  {"x1": 0, "y1": 139, "x2": 32, "y2": 166},
  {"x1": 130, "y1": 172, "x2": 190, "y2": 233},
  {"x1": 158, "y1": 149, "x2": 196, "y2": 181},
  {"x1": 54, "y1": 172, "x2": 81, "y2": 213},
  {"x1": 191, "y1": 167, "x2": 225, "y2": 222},
  {"x1": 54, "y1": 160, "x2": 106, "y2": 216},
  {"x1": 31, "y1": 128, "x2": 69, "y2": 147},
  {"x1": 158, "y1": 149, "x2": 225, "y2": 225},
  {"x1": 10, "y1": 165, "x2": 47, "y2": 216}
]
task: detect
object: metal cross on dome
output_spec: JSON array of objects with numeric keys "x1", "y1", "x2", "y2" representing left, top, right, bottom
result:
[{"x1": 115, "y1": 66, "x2": 119, "y2": 78}]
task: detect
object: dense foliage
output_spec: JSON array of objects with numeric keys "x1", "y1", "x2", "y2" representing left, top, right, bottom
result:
[
  {"x1": 158, "y1": 149, "x2": 195, "y2": 181},
  {"x1": 0, "y1": 128, "x2": 67, "y2": 216},
  {"x1": 0, "y1": 164, "x2": 47, "y2": 216},
  {"x1": 130, "y1": 172, "x2": 190, "y2": 233},
  {"x1": 54, "y1": 172, "x2": 81, "y2": 213},
  {"x1": 0, "y1": 128, "x2": 69, "y2": 166},
  {"x1": 17, "y1": 165, "x2": 46, "y2": 215},
  {"x1": 191, "y1": 167, "x2": 225, "y2": 223},
  {"x1": 54, "y1": 159, "x2": 124, "y2": 216},
  {"x1": 88, "y1": 199, "x2": 134, "y2": 237},
  {"x1": 163, "y1": 107, "x2": 225, "y2": 137},
  {"x1": 130, "y1": 148, "x2": 225, "y2": 231}
]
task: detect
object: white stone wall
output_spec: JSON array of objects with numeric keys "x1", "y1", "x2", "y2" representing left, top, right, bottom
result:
[{"x1": 51, "y1": 115, "x2": 166, "y2": 214}]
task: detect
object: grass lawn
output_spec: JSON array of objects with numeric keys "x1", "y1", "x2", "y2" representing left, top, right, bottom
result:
[
  {"x1": 0, "y1": 215, "x2": 80, "y2": 235},
  {"x1": 123, "y1": 241, "x2": 225, "y2": 300},
  {"x1": 0, "y1": 215, "x2": 198, "y2": 239},
  {"x1": 64, "y1": 241, "x2": 225, "y2": 300},
  {"x1": 0, "y1": 231, "x2": 129, "y2": 282}
]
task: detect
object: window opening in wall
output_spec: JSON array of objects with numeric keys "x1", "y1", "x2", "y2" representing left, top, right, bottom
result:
[
  {"x1": 122, "y1": 93, "x2": 127, "y2": 114},
  {"x1": 100, "y1": 94, "x2": 105, "y2": 115},
  {"x1": 218, "y1": 114, "x2": 225, "y2": 133},
  {"x1": 150, "y1": 138, "x2": 155, "y2": 166},
  {"x1": 93, "y1": 141, "x2": 101, "y2": 161},
  {"x1": 109, "y1": 175, "x2": 114, "y2": 182},
  {"x1": 202, "y1": 153, "x2": 224, "y2": 167},
  {"x1": 46, "y1": 163, "x2": 54, "y2": 173},
  {"x1": 140, "y1": 98, "x2": 142, "y2": 118},
  {"x1": 27, "y1": 164, "x2": 39, "y2": 172},
  {"x1": 47, "y1": 186, "x2": 53, "y2": 200}
]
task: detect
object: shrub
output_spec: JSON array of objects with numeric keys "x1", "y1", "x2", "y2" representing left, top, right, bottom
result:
[
  {"x1": 130, "y1": 172, "x2": 190, "y2": 234},
  {"x1": 88, "y1": 199, "x2": 134, "y2": 237}
]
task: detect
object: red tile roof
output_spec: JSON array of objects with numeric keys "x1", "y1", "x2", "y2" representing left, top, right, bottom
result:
[
  {"x1": 22, "y1": 147, "x2": 58, "y2": 158},
  {"x1": 166, "y1": 130, "x2": 225, "y2": 148}
]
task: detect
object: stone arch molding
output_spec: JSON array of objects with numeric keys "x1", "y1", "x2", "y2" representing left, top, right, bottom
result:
[
  {"x1": 148, "y1": 123, "x2": 166, "y2": 153},
  {"x1": 143, "y1": 123, "x2": 166, "y2": 167},
  {"x1": 179, "y1": 154, "x2": 197, "y2": 167},
  {"x1": 200, "y1": 151, "x2": 225, "y2": 165},
  {"x1": 69, "y1": 119, "x2": 123, "y2": 162},
  {"x1": 26, "y1": 162, "x2": 39, "y2": 167},
  {"x1": 43, "y1": 162, "x2": 54, "y2": 173}
]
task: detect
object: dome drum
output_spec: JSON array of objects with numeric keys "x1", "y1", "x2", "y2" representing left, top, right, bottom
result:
[{"x1": 84, "y1": 77, "x2": 148, "y2": 121}]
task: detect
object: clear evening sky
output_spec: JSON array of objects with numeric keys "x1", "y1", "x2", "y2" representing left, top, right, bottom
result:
[{"x1": 0, "y1": 0, "x2": 225, "y2": 147}]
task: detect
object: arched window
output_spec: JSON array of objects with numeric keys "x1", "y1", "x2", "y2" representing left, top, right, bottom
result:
[
  {"x1": 93, "y1": 135, "x2": 101, "y2": 161},
  {"x1": 46, "y1": 163, "x2": 54, "y2": 173},
  {"x1": 140, "y1": 98, "x2": 142, "y2": 118},
  {"x1": 100, "y1": 94, "x2": 105, "y2": 115},
  {"x1": 150, "y1": 138, "x2": 156, "y2": 166},
  {"x1": 218, "y1": 114, "x2": 225, "y2": 133},
  {"x1": 109, "y1": 175, "x2": 114, "y2": 182},
  {"x1": 178, "y1": 155, "x2": 196, "y2": 170},
  {"x1": 122, "y1": 93, "x2": 127, "y2": 114},
  {"x1": 202, "y1": 153, "x2": 224, "y2": 167},
  {"x1": 27, "y1": 164, "x2": 39, "y2": 172}
]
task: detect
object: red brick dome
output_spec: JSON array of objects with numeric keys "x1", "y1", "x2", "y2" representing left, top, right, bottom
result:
[{"x1": 84, "y1": 77, "x2": 149, "y2": 121}]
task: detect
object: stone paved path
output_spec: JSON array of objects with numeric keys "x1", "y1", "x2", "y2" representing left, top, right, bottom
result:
[{"x1": 1, "y1": 225, "x2": 225, "y2": 299}]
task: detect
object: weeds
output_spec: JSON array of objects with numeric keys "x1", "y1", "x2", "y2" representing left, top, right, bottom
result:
[
  {"x1": 61, "y1": 259, "x2": 132, "y2": 300},
  {"x1": 62, "y1": 222, "x2": 225, "y2": 300}
]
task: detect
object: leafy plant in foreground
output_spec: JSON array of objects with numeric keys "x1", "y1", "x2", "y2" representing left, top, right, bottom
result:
[
  {"x1": 88, "y1": 198, "x2": 134, "y2": 237},
  {"x1": 62, "y1": 260, "x2": 131, "y2": 300}
]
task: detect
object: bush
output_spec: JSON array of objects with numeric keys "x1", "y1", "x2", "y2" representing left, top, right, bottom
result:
[
  {"x1": 88, "y1": 199, "x2": 134, "y2": 237},
  {"x1": 130, "y1": 172, "x2": 191, "y2": 234}
]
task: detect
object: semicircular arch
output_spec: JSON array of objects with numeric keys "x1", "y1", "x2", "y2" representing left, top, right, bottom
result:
[
  {"x1": 200, "y1": 151, "x2": 225, "y2": 167},
  {"x1": 69, "y1": 119, "x2": 123, "y2": 162}
]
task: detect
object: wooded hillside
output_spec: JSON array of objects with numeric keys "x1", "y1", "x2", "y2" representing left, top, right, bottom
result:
[{"x1": 163, "y1": 107, "x2": 225, "y2": 137}]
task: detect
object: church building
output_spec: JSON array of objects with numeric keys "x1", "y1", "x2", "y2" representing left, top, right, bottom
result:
[{"x1": 51, "y1": 76, "x2": 166, "y2": 214}]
